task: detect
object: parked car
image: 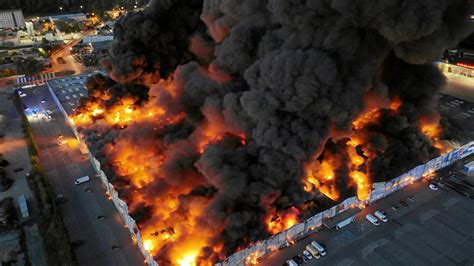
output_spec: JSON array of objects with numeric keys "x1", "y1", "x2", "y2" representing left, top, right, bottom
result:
[
  {"x1": 374, "y1": 211, "x2": 388, "y2": 222},
  {"x1": 365, "y1": 213, "x2": 380, "y2": 225},
  {"x1": 407, "y1": 196, "x2": 415, "y2": 202},
  {"x1": 75, "y1": 175, "x2": 90, "y2": 185},
  {"x1": 293, "y1": 255, "x2": 304, "y2": 264},
  {"x1": 302, "y1": 250, "x2": 313, "y2": 261},
  {"x1": 429, "y1": 183, "x2": 439, "y2": 191},
  {"x1": 306, "y1": 244, "x2": 321, "y2": 259},
  {"x1": 399, "y1": 200, "x2": 409, "y2": 207},
  {"x1": 311, "y1": 241, "x2": 327, "y2": 256},
  {"x1": 391, "y1": 204, "x2": 399, "y2": 211},
  {"x1": 55, "y1": 194, "x2": 68, "y2": 204},
  {"x1": 13, "y1": 167, "x2": 24, "y2": 172}
]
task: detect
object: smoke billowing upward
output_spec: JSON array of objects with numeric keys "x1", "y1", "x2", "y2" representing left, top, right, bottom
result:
[{"x1": 72, "y1": 0, "x2": 473, "y2": 264}]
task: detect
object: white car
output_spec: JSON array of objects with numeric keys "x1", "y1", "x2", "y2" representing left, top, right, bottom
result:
[
  {"x1": 366, "y1": 214, "x2": 380, "y2": 226},
  {"x1": 429, "y1": 183, "x2": 438, "y2": 191},
  {"x1": 374, "y1": 211, "x2": 388, "y2": 222},
  {"x1": 302, "y1": 250, "x2": 313, "y2": 260}
]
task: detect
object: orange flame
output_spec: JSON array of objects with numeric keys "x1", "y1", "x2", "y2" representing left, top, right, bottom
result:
[
  {"x1": 304, "y1": 153, "x2": 340, "y2": 201},
  {"x1": 265, "y1": 207, "x2": 299, "y2": 235},
  {"x1": 419, "y1": 115, "x2": 449, "y2": 153},
  {"x1": 245, "y1": 251, "x2": 262, "y2": 266}
]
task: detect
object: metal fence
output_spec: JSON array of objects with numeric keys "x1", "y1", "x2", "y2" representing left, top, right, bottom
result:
[{"x1": 48, "y1": 81, "x2": 474, "y2": 266}]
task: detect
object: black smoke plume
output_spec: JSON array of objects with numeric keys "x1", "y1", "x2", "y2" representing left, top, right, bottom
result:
[{"x1": 76, "y1": 0, "x2": 474, "y2": 263}]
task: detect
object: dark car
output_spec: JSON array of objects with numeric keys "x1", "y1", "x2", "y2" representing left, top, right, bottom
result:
[
  {"x1": 71, "y1": 240, "x2": 85, "y2": 248},
  {"x1": 399, "y1": 200, "x2": 408, "y2": 207},
  {"x1": 55, "y1": 194, "x2": 68, "y2": 204},
  {"x1": 301, "y1": 252, "x2": 309, "y2": 262},
  {"x1": 13, "y1": 167, "x2": 24, "y2": 172},
  {"x1": 407, "y1": 196, "x2": 415, "y2": 202},
  {"x1": 391, "y1": 205, "x2": 399, "y2": 211},
  {"x1": 293, "y1": 255, "x2": 304, "y2": 264}
]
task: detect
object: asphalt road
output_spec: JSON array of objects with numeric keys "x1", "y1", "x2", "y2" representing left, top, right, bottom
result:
[
  {"x1": 19, "y1": 85, "x2": 144, "y2": 266},
  {"x1": 443, "y1": 73, "x2": 474, "y2": 102},
  {"x1": 49, "y1": 39, "x2": 86, "y2": 75},
  {"x1": 437, "y1": 93, "x2": 474, "y2": 143},
  {"x1": 260, "y1": 171, "x2": 474, "y2": 266}
]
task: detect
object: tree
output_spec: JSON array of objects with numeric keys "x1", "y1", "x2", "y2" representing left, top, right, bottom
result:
[
  {"x1": 14, "y1": 58, "x2": 43, "y2": 76},
  {"x1": 0, "y1": 168, "x2": 13, "y2": 192}
]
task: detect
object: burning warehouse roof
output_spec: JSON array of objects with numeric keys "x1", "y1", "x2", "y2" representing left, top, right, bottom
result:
[{"x1": 70, "y1": 0, "x2": 473, "y2": 265}]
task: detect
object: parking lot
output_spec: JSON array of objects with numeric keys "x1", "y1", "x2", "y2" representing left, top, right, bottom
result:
[
  {"x1": 261, "y1": 162, "x2": 474, "y2": 266},
  {"x1": 48, "y1": 74, "x2": 93, "y2": 115}
]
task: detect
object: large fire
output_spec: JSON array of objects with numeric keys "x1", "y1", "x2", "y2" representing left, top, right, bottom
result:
[
  {"x1": 67, "y1": 0, "x2": 471, "y2": 264},
  {"x1": 71, "y1": 83, "x2": 450, "y2": 264}
]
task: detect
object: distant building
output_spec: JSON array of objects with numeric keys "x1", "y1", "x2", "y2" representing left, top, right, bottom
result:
[
  {"x1": 0, "y1": 9, "x2": 25, "y2": 29},
  {"x1": 25, "y1": 21, "x2": 34, "y2": 37},
  {"x1": 83, "y1": 35, "x2": 114, "y2": 44},
  {"x1": 42, "y1": 13, "x2": 87, "y2": 22}
]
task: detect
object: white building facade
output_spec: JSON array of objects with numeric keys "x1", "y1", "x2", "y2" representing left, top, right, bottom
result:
[{"x1": 0, "y1": 9, "x2": 25, "y2": 29}]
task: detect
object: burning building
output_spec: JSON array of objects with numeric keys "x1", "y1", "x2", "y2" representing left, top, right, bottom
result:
[{"x1": 70, "y1": 0, "x2": 473, "y2": 265}]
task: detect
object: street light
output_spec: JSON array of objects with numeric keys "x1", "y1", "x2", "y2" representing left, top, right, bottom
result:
[
  {"x1": 59, "y1": 6, "x2": 63, "y2": 12},
  {"x1": 80, "y1": 5, "x2": 83, "y2": 9}
]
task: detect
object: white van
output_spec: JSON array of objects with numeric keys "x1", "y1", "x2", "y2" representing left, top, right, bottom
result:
[
  {"x1": 374, "y1": 211, "x2": 388, "y2": 222},
  {"x1": 306, "y1": 244, "x2": 321, "y2": 259},
  {"x1": 286, "y1": 259, "x2": 298, "y2": 266},
  {"x1": 311, "y1": 240, "x2": 326, "y2": 256},
  {"x1": 75, "y1": 175, "x2": 90, "y2": 185},
  {"x1": 366, "y1": 213, "x2": 380, "y2": 225}
]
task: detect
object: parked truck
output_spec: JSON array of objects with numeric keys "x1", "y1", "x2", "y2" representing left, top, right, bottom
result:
[{"x1": 75, "y1": 175, "x2": 90, "y2": 185}]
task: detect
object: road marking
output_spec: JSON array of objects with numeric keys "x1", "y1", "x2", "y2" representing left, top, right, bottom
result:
[
  {"x1": 394, "y1": 223, "x2": 415, "y2": 239},
  {"x1": 361, "y1": 238, "x2": 389, "y2": 259},
  {"x1": 420, "y1": 209, "x2": 439, "y2": 224},
  {"x1": 443, "y1": 197, "x2": 461, "y2": 210},
  {"x1": 335, "y1": 258, "x2": 356, "y2": 266}
]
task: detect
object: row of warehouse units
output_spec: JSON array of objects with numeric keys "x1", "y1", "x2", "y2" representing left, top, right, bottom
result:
[
  {"x1": 46, "y1": 76, "x2": 474, "y2": 266},
  {"x1": 218, "y1": 141, "x2": 474, "y2": 266}
]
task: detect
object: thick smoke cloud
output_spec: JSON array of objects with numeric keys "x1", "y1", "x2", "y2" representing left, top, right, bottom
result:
[
  {"x1": 103, "y1": 0, "x2": 210, "y2": 83},
  {"x1": 75, "y1": 0, "x2": 474, "y2": 263}
]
